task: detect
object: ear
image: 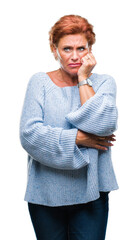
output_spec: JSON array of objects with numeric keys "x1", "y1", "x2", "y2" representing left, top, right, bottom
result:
[{"x1": 53, "y1": 45, "x2": 58, "y2": 60}]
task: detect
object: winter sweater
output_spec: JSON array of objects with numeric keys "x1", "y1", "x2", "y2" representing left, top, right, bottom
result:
[{"x1": 20, "y1": 72, "x2": 119, "y2": 207}]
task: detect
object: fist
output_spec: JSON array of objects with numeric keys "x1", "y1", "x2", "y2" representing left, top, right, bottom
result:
[{"x1": 78, "y1": 52, "x2": 97, "y2": 80}]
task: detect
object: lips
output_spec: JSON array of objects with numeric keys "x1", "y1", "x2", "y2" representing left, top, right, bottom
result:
[{"x1": 68, "y1": 63, "x2": 81, "y2": 67}]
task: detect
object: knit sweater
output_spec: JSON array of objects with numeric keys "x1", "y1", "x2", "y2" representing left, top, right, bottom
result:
[{"x1": 20, "y1": 72, "x2": 119, "y2": 207}]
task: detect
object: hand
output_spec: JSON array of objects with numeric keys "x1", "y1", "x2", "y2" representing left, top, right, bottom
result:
[
  {"x1": 78, "y1": 52, "x2": 97, "y2": 81},
  {"x1": 76, "y1": 130, "x2": 116, "y2": 151}
]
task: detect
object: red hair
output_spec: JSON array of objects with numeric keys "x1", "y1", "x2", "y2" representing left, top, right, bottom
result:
[{"x1": 49, "y1": 15, "x2": 96, "y2": 53}]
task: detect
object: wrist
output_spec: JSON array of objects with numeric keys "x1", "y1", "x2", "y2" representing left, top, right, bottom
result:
[
  {"x1": 76, "y1": 130, "x2": 82, "y2": 145},
  {"x1": 76, "y1": 131, "x2": 80, "y2": 145},
  {"x1": 78, "y1": 75, "x2": 88, "y2": 82}
]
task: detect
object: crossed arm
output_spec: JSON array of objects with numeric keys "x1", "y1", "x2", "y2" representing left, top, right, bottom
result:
[
  {"x1": 75, "y1": 78, "x2": 116, "y2": 151},
  {"x1": 20, "y1": 73, "x2": 117, "y2": 170}
]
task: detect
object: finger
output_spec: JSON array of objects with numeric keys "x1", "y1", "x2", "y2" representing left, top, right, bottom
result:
[
  {"x1": 110, "y1": 134, "x2": 116, "y2": 137},
  {"x1": 105, "y1": 136, "x2": 116, "y2": 141},
  {"x1": 84, "y1": 53, "x2": 93, "y2": 61},
  {"x1": 95, "y1": 144, "x2": 108, "y2": 151},
  {"x1": 101, "y1": 134, "x2": 116, "y2": 138},
  {"x1": 89, "y1": 52, "x2": 95, "y2": 58},
  {"x1": 97, "y1": 140, "x2": 114, "y2": 147},
  {"x1": 99, "y1": 135, "x2": 116, "y2": 141},
  {"x1": 83, "y1": 54, "x2": 91, "y2": 61},
  {"x1": 83, "y1": 54, "x2": 96, "y2": 67},
  {"x1": 81, "y1": 55, "x2": 90, "y2": 63},
  {"x1": 109, "y1": 137, "x2": 116, "y2": 141},
  {"x1": 98, "y1": 137, "x2": 106, "y2": 140},
  {"x1": 88, "y1": 52, "x2": 96, "y2": 62},
  {"x1": 98, "y1": 136, "x2": 115, "y2": 142}
]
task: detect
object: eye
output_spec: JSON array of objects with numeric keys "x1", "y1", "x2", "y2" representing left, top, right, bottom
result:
[
  {"x1": 78, "y1": 47, "x2": 85, "y2": 51},
  {"x1": 63, "y1": 47, "x2": 71, "y2": 52}
]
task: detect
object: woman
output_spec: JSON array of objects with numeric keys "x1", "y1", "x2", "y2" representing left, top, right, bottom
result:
[{"x1": 20, "y1": 15, "x2": 118, "y2": 240}]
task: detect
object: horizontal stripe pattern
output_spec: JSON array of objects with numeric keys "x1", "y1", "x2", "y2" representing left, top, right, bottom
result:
[
  {"x1": 19, "y1": 72, "x2": 118, "y2": 207},
  {"x1": 65, "y1": 76, "x2": 118, "y2": 136}
]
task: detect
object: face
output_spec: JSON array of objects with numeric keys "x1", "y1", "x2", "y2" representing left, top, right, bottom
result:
[{"x1": 54, "y1": 34, "x2": 91, "y2": 76}]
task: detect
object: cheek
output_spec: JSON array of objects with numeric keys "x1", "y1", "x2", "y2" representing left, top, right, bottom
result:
[{"x1": 60, "y1": 54, "x2": 70, "y2": 64}]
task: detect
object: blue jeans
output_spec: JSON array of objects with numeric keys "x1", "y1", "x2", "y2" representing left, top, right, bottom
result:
[{"x1": 28, "y1": 192, "x2": 109, "y2": 240}]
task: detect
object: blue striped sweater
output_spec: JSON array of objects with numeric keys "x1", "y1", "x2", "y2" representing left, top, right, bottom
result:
[{"x1": 20, "y1": 72, "x2": 119, "y2": 207}]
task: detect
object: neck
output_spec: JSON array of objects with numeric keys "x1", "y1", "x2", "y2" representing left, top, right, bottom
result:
[{"x1": 58, "y1": 68, "x2": 78, "y2": 85}]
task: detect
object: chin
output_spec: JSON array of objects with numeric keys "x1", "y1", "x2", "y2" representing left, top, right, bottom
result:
[
  {"x1": 61, "y1": 66, "x2": 79, "y2": 77},
  {"x1": 67, "y1": 68, "x2": 79, "y2": 76}
]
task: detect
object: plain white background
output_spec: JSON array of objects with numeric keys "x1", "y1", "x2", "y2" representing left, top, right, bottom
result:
[{"x1": 1, "y1": 0, "x2": 138, "y2": 239}]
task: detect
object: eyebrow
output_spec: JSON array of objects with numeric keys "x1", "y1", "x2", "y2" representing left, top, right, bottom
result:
[{"x1": 63, "y1": 45, "x2": 87, "y2": 49}]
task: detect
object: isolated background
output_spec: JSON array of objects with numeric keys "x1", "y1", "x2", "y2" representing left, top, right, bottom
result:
[{"x1": 1, "y1": 0, "x2": 138, "y2": 239}]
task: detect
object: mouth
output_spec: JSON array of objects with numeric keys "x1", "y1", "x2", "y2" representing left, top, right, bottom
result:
[{"x1": 68, "y1": 63, "x2": 81, "y2": 67}]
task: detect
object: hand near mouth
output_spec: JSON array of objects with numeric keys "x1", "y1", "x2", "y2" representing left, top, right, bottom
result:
[{"x1": 78, "y1": 53, "x2": 97, "y2": 81}]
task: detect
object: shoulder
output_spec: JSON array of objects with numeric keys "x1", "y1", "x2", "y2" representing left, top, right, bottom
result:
[
  {"x1": 92, "y1": 73, "x2": 116, "y2": 83},
  {"x1": 90, "y1": 73, "x2": 117, "y2": 95},
  {"x1": 91, "y1": 73, "x2": 116, "y2": 90},
  {"x1": 28, "y1": 72, "x2": 47, "y2": 86},
  {"x1": 24, "y1": 72, "x2": 47, "y2": 96},
  {"x1": 26, "y1": 72, "x2": 57, "y2": 96}
]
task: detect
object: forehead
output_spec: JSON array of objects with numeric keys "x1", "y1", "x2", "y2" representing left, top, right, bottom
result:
[{"x1": 58, "y1": 34, "x2": 88, "y2": 46}]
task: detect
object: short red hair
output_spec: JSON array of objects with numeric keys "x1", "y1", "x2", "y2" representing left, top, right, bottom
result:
[{"x1": 49, "y1": 15, "x2": 96, "y2": 53}]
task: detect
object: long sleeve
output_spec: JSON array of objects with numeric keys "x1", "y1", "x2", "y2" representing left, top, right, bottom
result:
[
  {"x1": 20, "y1": 73, "x2": 89, "y2": 170},
  {"x1": 65, "y1": 75, "x2": 118, "y2": 136}
]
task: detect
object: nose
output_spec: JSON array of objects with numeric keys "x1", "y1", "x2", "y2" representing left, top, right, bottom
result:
[{"x1": 71, "y1": 50, "x2": 79, "y2": 62}]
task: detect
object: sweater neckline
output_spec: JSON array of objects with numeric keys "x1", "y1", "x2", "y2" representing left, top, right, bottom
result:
[{"x1": 45, "y1": 73, "x2": 95, "y2": 89}]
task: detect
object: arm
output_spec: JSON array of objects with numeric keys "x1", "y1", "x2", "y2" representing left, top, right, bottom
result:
[
  {"x1": 20, "y1": 73, "x2": 89, "y2": 170},
  {"x1": 77, "y1": 52, "x2": 96, "y2": 105},
  {"x1": 65, "y1": 52, "x2": 118, "y2": 137},
  {"x1": 76, "y1": 130, "x2": 116, "y2": 150},
  {"x1": 65, "y1": 76, "x2": 118, "y2": 136}
]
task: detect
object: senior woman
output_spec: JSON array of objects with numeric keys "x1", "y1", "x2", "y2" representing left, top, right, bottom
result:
[{"x1": 20, "y1": 15, "x2": 118, "y2": 240}]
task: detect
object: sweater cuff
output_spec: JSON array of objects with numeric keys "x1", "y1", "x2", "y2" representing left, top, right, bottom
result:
[
  {"x1": 60, "y1": 128, "x2": 78, "y2": 152},
  {"x1": 60, "y1": 128, "x2": 90, "y2": 169}
]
